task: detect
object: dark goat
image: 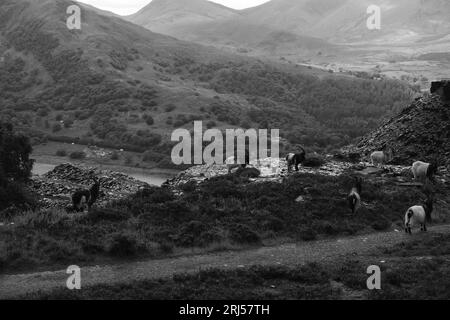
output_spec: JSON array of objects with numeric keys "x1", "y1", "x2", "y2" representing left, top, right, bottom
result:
[
  {"x1": 72, "y1": 177, "x2": 101, "y2": 212},
  {"x1": 286, "y1": 147, "x2": 306, "y2": 172},
  {"x1": 347, "y1": 177, "x2": 362, "y2": 214}
]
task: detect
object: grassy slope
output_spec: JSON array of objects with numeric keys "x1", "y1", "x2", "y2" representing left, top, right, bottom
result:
[
  {"x1": 1, "y1": 170, "x2": 449, "y2": 274},
  {"x1": 17, "y1": 233, "x2": 450, "y2": 300}
]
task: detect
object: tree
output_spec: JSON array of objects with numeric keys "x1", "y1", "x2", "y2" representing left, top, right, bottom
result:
[{"x1": 0, "y1": 122, "x2": 34, "y2": 181}]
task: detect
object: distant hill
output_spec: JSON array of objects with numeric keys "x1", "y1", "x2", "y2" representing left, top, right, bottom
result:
[
  {"x1": 128, "y1": 0, "x2": 239, "y2": 35},
  {"x1": 126, "y1": 0, "x2": 336, "y2": 57},
  {"x1": 243, "y1": 0, "x2": 450, "y2": 43},
  {"x1": 128, "y1": 0, "x2": 450, "y2": 45},
  {"x1": 127, "y1": 0, "x2": 450, "y2": 88},
  {"x1": 0, "y1": 0, "x2": 418, "y2": 168}
]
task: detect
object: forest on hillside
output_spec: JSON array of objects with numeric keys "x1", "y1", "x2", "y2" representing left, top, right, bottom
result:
[{"x1": 0, "y1": 17, "x2": 419, "y2": 167}]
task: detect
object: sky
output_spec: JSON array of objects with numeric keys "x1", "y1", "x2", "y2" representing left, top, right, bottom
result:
[{"x1": 77, "y1": 0, "x2": 271, "y2": 16}]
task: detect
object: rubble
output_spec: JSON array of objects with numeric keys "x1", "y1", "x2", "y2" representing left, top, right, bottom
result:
[
  {"x1": 344, "y1": 95, "x2": 450, "y2": 167},
  {"x1": 165, "y1": 157, "x2": 374, "y2": 189},
  {"x1": 29, "y1": 163, "x2": 149, "y2": 209}
]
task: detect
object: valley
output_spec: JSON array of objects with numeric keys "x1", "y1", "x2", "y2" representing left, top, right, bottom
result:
[{"x1": 1, "y1": 0, "x2": 450, "y2": 302}]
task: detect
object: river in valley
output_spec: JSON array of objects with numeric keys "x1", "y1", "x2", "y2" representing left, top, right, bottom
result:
[{"x1": 32, "y1": 162, "x2": 177, "y2": 187}]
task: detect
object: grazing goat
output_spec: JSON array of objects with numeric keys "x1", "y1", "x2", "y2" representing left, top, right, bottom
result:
[
  {"x1": 72, "y1": 177, "x2": 101, "y2": 212},
  {"x1": 412, "y1": 161, "x2": 438, "y2": 183},
  {"x1": 405, "y1": 194, "x2": 434, "y2": 234},
  {"x1": 347, "y1": 177, "x2": 362, "y2": 214},
  {"x1": 286, "y1": 147, "x2": 306, "y2": 172},
  {"x1": 370, "y1": 148, "x2": 393, "y2": 167}
]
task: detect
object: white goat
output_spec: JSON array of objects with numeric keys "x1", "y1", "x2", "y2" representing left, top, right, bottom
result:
[
  {"x1": 412, "y1": 161, "x2": 438, "y2": 182},
  {"x1": 370, "y1": 149, "x2": 393, "y2": 167},
  {"x1": 404, "y1": 195, "x2": 433, "y2": 234}
]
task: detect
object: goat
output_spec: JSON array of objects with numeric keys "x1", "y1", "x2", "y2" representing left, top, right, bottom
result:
[
  {"x1": 227, "y1": 153, "x2": 250, "y2": 174},
  {"x1": 347, "y1": 177, "x2": 362, "y2": 214},
  {"x1": 71, "y1": 177, "x2": 101, "y2": 212},
  {"x1": 286, "y1": 147, "x2": 306, "y2": 172},
  {"x1": 412, "y1": 161, "x2": 438, "y2": 183},
  {"x1": 405, "y1": 194, "x2": 433, "y2": 234},
  {"x1": 370, "y1": 148, "x2": 393, "y2": 167}
]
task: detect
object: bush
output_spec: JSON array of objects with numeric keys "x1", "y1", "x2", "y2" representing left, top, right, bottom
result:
[
  {"x1": 229, "y1": 224, "x2": 261, "y2": 244},
  {"x1": 52, "y1": 123, "x2": 62, "y2": 133},
  {"x1": 107, "y1": 233, "x2": 139, "y2": 257},
  {"x1": 64, "y1": 119, "x2": 74, "y2": 128},
  {"x1": 142, "y1": 151, "x2": 164, "y2": 163},
  {"x1": 110, "y1": 151, "x2": 119, "y2": 160},
  {"x1": 206, "y1": 120, "x2": 217, "y2": 129},
  {"x1": 69, "y1": 151, "x2": 86, "y2": 160},
  {"x1": 0, "y1": 122, "x2": 34, "y2": 181},
  {"x1": 145, "y1": 116, "x2": 154, "y2": 126},
  {"x1": 164, "y1": 104, "x2": 176, "y2": 113},
  {"x1": 55, "y1": 149, "x2": 67, "y2": 157},
  {"x1": 303, "y1": 155, "x2": 326, "y2": 168}
]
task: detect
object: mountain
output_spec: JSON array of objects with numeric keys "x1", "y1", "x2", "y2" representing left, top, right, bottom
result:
[
  {"x1": 128, "y1": 0, "x2": 239, "y2": 35},
  {"x1": 243, "y1": 0, "x2": 450, "y2": 43},
  {"x1": 126, "y1": 0, "x2": 336, "y2": 58},
  {"x1": 128, "y1": 0, "x2": 450, "y2": 45},
  {"x1": 0, "y1": 0, "x2": 417, "y2": 168},
  {"x1": 127, "y1": 0, "x2": 450, "y2": 89}
]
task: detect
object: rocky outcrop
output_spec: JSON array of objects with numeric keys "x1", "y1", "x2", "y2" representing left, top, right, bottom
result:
[
  {"x1": 346, "y1": 95, "x2": 450, "y2": 167},
  {"x1": 164, "y1": 157, "x2": 358, "y2": 189},
  {"x1": 29, "y1": 164, "x2": 148, "y2": 209}
]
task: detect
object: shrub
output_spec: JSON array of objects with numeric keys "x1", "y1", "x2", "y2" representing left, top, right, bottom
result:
[
  {"x1": 111, "y1": 151, "x2": 119, "y2": 160},
  {"x1": 142, "y1": 151, "x2": 164, "y2": 163},
  {"x1": 299, "y1": 229, "x2": 318, "y2": 241},
  {"x1": 69, "y1": 151, "x2": 86, "y2": 160},
  {"x1": 52, "y1": 123, "x2": 62, "y2": 133},
  {"x1": 206, "y1": 120, "x2": 217, "y2": 129},
  {"x1": 55, "y1": 149, "x2": 67, "y2": 157},
  {"x1": 107, "y1": 233, "x2": 139, "y2": 257},
  {"x1": 179, "y1": 181, "x2": 197, "y2": 193},
  {"x1": 229, "y1": 224, "x2": 261, "y2": 244},
  {"x1": 86, "y1": 208, "x2": 130, "y2": 223},
  {"x1": 64, "y1": 119, "x2": 74, "y2": 128},
  {"x1": 164, "y1": 104, "x2": 176, "y2": 113},
  {"x1": 145, "y1": 116, "x2": 154, "y2": 126},
  {"x1": 303, "y1": 155, "x2": 326, "y2": 168}
]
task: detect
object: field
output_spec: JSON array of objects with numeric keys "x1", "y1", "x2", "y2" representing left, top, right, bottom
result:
[{"x1": 1, "y1": 169, "x2": 449, "y2": 275}]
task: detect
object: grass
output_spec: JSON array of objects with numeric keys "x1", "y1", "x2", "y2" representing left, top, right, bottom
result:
[
  {"x1": 18, "y1": 234, "x2": 450, "y2": 300},
  {"x1": 0, "y1": 172, "x2": 448, "y2": 273}
]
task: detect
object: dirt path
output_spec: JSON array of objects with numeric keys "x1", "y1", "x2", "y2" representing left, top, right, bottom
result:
[{"x1": 1, "y1": 225, "x2": 450, "y2": 299}]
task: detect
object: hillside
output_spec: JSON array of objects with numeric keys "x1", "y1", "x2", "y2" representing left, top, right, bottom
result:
[
  {"x1": 0, "y1": 0, "x2": 418, "y2": 169},
  {"x1": 348, "y1": 91, "x2": 450, "y2": 166}
]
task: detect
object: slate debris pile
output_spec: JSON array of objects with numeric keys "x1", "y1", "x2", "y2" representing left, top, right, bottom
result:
[
  {"x1": 164, "y1": 157, "x2": 358, "y2": 189},
  {"x1": 345, "y1": 94, "x2": 450, "y2": 166},
  {"x1": 30, "y1": 164, "x2": 148, "y2": 208}
]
